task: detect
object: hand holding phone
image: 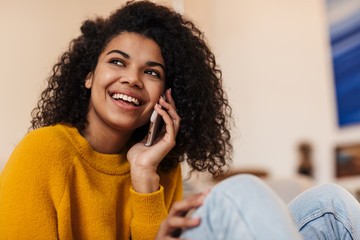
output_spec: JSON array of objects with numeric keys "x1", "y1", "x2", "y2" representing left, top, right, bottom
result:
[{"x1": 145, "y1": 95, "x2": 166, "y2": 147}]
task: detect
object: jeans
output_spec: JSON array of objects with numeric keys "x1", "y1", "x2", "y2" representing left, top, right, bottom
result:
[
  {"x1": 180, "y1": 174, "x2": 360, "y2": 240},
  {"x1": 289, "y1": 182, "x2": 360, "y2": 240}
]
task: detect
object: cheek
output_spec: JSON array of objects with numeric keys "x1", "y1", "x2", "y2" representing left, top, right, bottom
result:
[
  {"x1": 147, "y1": 82, "x2": 165, "y2": 103},
  {"x1": 91, "y1": 75, "x2": 114, "y2": 97},
  {"x1": 93, "y1": 68, "x2": 115, "y2": 87},
  {"x1": 156, "y1": 82, "x2": 166, "y2": 97}
]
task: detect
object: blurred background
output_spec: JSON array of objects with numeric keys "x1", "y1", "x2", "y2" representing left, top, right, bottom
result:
[{"x1": 1, "y1": 0, "x2": 360, "y2": 200}]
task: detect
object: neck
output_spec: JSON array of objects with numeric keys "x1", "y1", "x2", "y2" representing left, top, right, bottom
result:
[{"x1": 81, "y1": 122, "x2": 133, "y2": 154}]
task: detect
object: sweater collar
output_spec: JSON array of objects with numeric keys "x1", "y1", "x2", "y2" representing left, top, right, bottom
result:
[{"x1": 59, "y1": 124, "x2": 130, "y2": 175}]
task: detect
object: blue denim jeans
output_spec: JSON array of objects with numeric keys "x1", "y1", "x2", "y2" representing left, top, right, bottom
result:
[
  {"x1": 289, "y1": 183, "x2": 360, "y2": 240},
  {"x1": 181, "y1": 174, "x2": 360, "y2": 240}
]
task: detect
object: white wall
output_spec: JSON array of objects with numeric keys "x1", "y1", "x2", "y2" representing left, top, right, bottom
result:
[
  {"x1": 0, "y1": 0, "x2": 174, "y2": 172},
  {"x1": 2, "y1": 0, "x2": 360, "y2": 186},
  {"x1": 0, "y1": 0, "x2": 124, "y2": 171},
  {"x1": 184, "y1": 0, "x2": 360, "y2": 184}
]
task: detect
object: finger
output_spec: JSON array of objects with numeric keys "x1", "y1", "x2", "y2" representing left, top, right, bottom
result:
[
  {"x1": 202, "y1": 188, "x2": 211, "y2": 198},
  {"x1": 165, "y1": 88, "x2": 175, "y2": 106},
  {"x1": 168, "y1": 192, "x2": 207, "y2": 216},
  {"x1": 160, "y1": 216, "x2": 200, "y2": 239},
  {"x1": 159, "y1": 99, "x2": 181, "y2": 135},
  {"x1": 159, "y1": 91, "x2": 181, "y2": 134},
  {"x1": 165, "y1": 216, "x2": 201, "y2": 230},
  {"x1": 159, "y1": 95, "x2": 179, "y2": 119},
  {"x1": 157, "y1": 220, "x2": 194, "y2": 240},
  {"x1": 154, "y1": 104, "x2": 176, "y2": 142},
  {"x1": 162, "y1": 89, "x2": 178, "y2": 113}
]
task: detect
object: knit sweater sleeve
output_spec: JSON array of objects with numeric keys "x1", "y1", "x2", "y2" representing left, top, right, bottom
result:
[
  {"x1": 0, "y1": 127, "x2": 70, "y2": 239},
  {"x1": 130, "y1": 165, "x2": 183, "y2": 240}
]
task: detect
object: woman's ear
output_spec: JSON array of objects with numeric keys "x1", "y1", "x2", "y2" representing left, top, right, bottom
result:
[{"x1": 85, "y1": 72, "x2": 93, "y2": 89}]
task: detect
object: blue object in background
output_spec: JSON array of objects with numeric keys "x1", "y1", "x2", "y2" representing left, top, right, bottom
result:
[
  {"x1": 326, "y1": 0, "x2": 360, "y2": 127},
  {"x1": 333, "y1": 41, "x2": 360, "y2": 126}
]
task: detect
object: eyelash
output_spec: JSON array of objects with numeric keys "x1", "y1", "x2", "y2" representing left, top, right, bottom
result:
[
  {"x1": 110, "y1": 59, "x2": 125, "y2": 67},
  {"x1": 145, "y1": 69, "x2": 161, "y2": 78},
  {"x1": 109, "y1": 58, "x2": 161, "y2": 79}
]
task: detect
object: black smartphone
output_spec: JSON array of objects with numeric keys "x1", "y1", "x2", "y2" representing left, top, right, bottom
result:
[{"x1": 144, "y1": 95, "x2": 166, "y2": 147}]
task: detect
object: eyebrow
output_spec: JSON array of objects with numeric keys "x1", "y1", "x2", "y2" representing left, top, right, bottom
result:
[
  {"x1": 107, "y1": 50, "x2": 129, "y2": 59},
  {"x1": 106, "y1": 49, "x2": 166, "y2": 71},
  {"x1": 146, "y1": 61, "x2": 166, "y2": 72}
]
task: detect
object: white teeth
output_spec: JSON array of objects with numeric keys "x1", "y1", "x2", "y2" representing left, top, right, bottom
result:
[{"x1": 111, "y1": 93, "x2": 140, "y2": 106}]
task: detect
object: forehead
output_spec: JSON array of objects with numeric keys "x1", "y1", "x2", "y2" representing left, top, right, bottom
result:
[{"x1": 102, "y1": 32, "x2": 164, "y2": 64}]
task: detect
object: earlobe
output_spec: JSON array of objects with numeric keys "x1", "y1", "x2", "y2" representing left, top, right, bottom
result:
[{"x1": 85, "y1": 72, "x2": 93, "y2": 89}]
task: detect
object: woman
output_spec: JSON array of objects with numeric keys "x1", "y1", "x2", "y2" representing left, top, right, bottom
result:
[
  {"x1": 0, "y1": 1, "x2": 231, "y2": 239},
  {"x1": 3, "y1": 1, "x2": 360, "y2": 240}
]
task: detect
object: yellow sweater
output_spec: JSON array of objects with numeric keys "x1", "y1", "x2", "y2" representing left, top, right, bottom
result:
[{"x1": 0, "y1": 124, "x2": 182, "y2": 240}]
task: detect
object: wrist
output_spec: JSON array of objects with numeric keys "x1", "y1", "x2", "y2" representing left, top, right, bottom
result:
[{"x1": 131, "y1": 169, "x2": 160, "y2": 193}]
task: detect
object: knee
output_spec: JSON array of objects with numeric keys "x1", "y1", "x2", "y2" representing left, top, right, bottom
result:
[
  {"x1": 209, "y1": 174, "x2": 271, "y2": 200},
  {"x1": 213, "y1": 174, "x2": 263, "y2": 190},
  {"x1": 315, "y1": 183, "x2": 351, "y2": 199},
  {"x1": 301, "y1": 183, "x2": 353, "y2": 205},
  {"x1": 312, "y1": 183, "x2": 357, "y2": 208},
  {"x1": 288, "y1": 183, "x2": 356, "y2": 221},
  {"x1": 290, "y1": 183, "x2": 350, "y2": 204}
]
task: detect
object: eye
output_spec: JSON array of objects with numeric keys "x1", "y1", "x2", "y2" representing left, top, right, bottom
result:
[
  {"x1": 145, "y1": 69, "x2": 161, "y2": 78},
  {"x1": 110, "y1": 59, "x2": 125, "y2": 67}
]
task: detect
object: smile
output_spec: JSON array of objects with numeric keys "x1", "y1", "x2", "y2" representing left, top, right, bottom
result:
[{"x1": 111, "y1": 93, "x2": 140, "y2": 106}]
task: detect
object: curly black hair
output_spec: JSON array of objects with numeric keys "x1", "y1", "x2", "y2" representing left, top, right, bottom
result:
[{"x1": 31, "y1": 0, "x2": 232, "y2": 176}]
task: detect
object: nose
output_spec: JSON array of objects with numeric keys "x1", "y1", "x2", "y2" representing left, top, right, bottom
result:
[{"x1": 120, "y1": 68, "x2": 143, "y2": 89}]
